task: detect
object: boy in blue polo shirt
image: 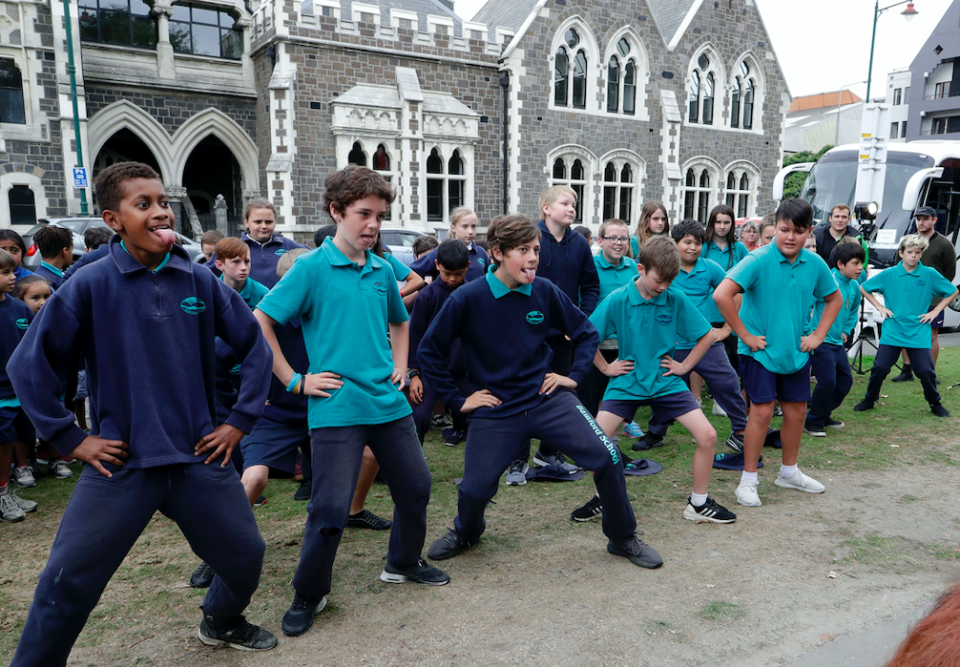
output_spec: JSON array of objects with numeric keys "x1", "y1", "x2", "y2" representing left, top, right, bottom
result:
[
  {"x1": 32, "y1": 225, "x2": 74, "y2": 291},
  {"x1": 8, "y1": 162, "x2": 277, "y2": 665},
  {"x1": 641, "y1": 220, "x2": 748, "y2": 452},
  {"x1": 420, "y1": 215, "x2": 663, "y2": 569},
  {"x1": 408, "y1": 239, "x2": 471, "y2": 445},
  {"x1": 714, "y1": 199, "x2": 842, "y2": 508},
  {"x1": 855, "y1": 234, "x2": 956, "y2": 417},
  {"x1": 254, "y1": 165, "x2": 448, "y2": 639},
  {"x1": 804, "y1": 239, "x2": 864, "y2": 436},
  {"x1": 571, "y1": 235, "x2": 737, "y2": 525}
]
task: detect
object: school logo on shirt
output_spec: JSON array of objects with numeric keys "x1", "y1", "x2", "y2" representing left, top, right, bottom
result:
[
  {"x1": 180, "y1": 297, "x2": 206, "y2": 314},
  {"x1": 373, "y1": 281, "x2": 388, "y2": 296},
  {"x1": 478, "y1": 258, "x2": 486, "y2": 268},
  {"x1": 15, "y1": 318, "x2": 28, "y2": 330},
  {"x1": 916, "y1": 279, "x2": 926, "y2": 286},
  {"x1": 526, "y1": 310, "x2": 545, "y2": 325},
  {"x1": 656, "y1": 314, "x2": 673, "y2": 325},
  {"x1": 231, "y1": 363, "x2": 241, "y2": 375},
  {"x1": 275, "y1": 248, "x2": 288, "y2": 257}
]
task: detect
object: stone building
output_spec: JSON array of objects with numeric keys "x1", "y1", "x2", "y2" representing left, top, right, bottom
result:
[{"x1": 1, "y1": 0, "x2": 790, "y2": 237}]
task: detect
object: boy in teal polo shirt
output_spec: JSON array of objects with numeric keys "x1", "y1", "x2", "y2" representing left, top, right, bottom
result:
[
  {"x1": 214, "y1": 237, "x2": 269, "y2": 309},
  {"x1": 572, "y1": 235, "x2": 737, "y2": 525},
  {"x1": 855, "y1": 234, "x2": 956, "y2": 417},
  {"x1": 714, "y1": 199, "x2": 841, "y2": 508},
  {"x1": 254, "y1": 166, "x2": 448, "y2": 639}
]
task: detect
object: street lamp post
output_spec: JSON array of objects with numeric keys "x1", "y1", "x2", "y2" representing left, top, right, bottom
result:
[{"x1": 866, "y1": 1, "x2": 918, "y2": 102}]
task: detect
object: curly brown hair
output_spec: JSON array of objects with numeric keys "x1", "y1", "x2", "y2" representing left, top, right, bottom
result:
[{"x1": 323, "y1": 165, "x2": 395, "y2": 219}]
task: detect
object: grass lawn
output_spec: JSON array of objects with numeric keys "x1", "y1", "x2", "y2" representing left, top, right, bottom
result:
[{"x1": 1, "y1": 347, "x2": 959, "y2": 664}]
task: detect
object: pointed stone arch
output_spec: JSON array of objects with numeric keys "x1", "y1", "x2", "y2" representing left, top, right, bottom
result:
[
  {"x1": 88, "y1": 100, "x2": 176, "y2": 183},
  {"x1": 171, "y1": 108, "x2": 260, "y2": 192}
]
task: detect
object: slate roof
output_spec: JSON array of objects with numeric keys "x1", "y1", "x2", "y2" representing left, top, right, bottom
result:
[
  {"x1": 337, "y1": 0, "x2": 465, "y2": 36},
  {"x1": 471, "y1": 0, "x2": 539, "y2": 33},
  {"x1": 644, "y1": 0, "x2": 698, "y2": 47}
]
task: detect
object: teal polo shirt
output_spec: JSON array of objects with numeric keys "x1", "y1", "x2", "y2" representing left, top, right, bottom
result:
[
  {"x1": 256, "y1": 241, "x2": 411, "y2": 428},
  {"x1": 703, "y1": 240, "x2": 748, "y2": 272},
  {"x1": 861, "y1": 263, "x2": 956, "y2": 349},
  {"x1": 671, "y1": 258, "x2": 727, "y2": 349},
  {"x1": 590, "y1": 279, "x2": 711, "y2": 400},
  {"x1": 807, "y1": 269, "x2": 862, "y2": 346},
  {"x1": 594, "y1": 253, "x2": 638, "y2": 303},
  {"x1": 220, "y1": 275, "x2": 269, "y2": 310},
  {"x1": 727, "y1": 245, "x2": 838, "y2": 374},
  {"x1": 384, "y1": 252, "x2": 412, "y2": 281}
]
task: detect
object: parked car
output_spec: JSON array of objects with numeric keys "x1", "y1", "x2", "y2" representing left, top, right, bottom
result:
[
  {"x1": 22, "y1": 218, "x2": 205, "y2": 270},
  {"x1": 379, "y1": 226, "x2": 429, "y2": 267}
]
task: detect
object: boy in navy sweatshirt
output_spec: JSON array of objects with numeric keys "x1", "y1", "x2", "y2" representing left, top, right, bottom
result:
[
  {"x1": 527, "y1": 185, "x2": 601, "y2": 472},
  {"x1": 254, "y1": 165, "x2": 449, "y2": 639},
  {"x1": 0, "y1": 249, "x2": 38, "y2": 523},
  {"x1": 7, "y1": 162, "x2": 277, "y2": 666},
  {"x1": 408, "y1": 238, "x2": 472, "y2": 445},
  {"x1": 420, "y1": 215, "x2": 662, "y2": 569},
  {"x1": 32, "y1": 225, "x2": 74, "y2": 291}
]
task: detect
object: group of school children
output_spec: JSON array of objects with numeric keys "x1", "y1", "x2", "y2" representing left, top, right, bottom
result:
[{"x1": 1, "y1": 159, "x2": 956, "y2": 667}]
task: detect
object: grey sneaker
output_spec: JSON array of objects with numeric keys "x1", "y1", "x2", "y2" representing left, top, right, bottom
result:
[
  {"x1": 532, "y1": 449, "x2": 579, "y2": 474},
  {"x1": 725, "y1": 432, "x2": 744, "y2": 453},
  {"x1": 15, "y1": 465, "x2": 36, "y2": 488},
  {"x1": 380, "y1": 559, "x2": 450, "y2": 585},
  {"x1": 52, "y1": 460, "x2": 74, "y2": 479},
  {"x1": 607, "y1": 535, "x2": 663, "y2": 569},
  {"x1": 0, "y1": 488, "x2": 26, "y2": 522},
  {"x1": 505, "y1": 459, "x2": 528, "y2": 486},
  {"x1": 9, "y1": 488, "x2": 37, "y2": 513},
  {"x1": 427, "y1": 528, "x2": 474, "y2": 561}
]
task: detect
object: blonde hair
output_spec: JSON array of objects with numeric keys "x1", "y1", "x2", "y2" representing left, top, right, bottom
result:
[
  {"x1": 277, "y1": 247, "x2": 310, "y2": 278},
  {"x1": 598, "y1": 218, "x2": 629, "y2": 240},
  {"x1": 899, "y1": 233, "x2": 929, "y2": 253},
  {"x1": 538, "y1": 184, "x2": 577, "y2": 213},
  {"x1": 450, "y1": 207, "x2": 476, "y2": 228}
]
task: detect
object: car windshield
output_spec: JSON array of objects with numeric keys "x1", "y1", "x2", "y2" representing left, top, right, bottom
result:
[{"x1": 801, "y1": 149, "x2": 935, "y2": 233}]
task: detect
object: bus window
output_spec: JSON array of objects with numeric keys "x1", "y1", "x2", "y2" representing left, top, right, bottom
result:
[{"x1": 924, "y1": 159, "x2": 960, "y2": 243}]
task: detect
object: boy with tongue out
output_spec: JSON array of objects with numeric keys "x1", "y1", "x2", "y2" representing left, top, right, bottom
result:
[
  {"x1": 7, "y1": 162, "x2": 278, "y2": 665},
  {"x1": 419, "y1": 215, "x2": 662, "y2": 569}
]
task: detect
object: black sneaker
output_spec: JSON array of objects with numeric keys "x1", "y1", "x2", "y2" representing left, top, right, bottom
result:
[
  {"x1": 427, "y1": 528, "x2": 474, "y2": 561},
  {"x1": 570, "y1": 495, "x2": 603, "y2": 522},
  {"x1": 773, "y1": 404, "x2": 783, "y2": 417},
  {"x1": 281, "y1": 593, "x2": 327, "y2": 637},
  {"x1": 190, "y1": 561, "x2": 215, "y2": 589},
  {"x1": 682, "y1": 496, "x2": 737, "y2": 524},
  {"x1": 825, "y1": 418, "x2": 845, "y2": 429},
  {"x1": 253, "y1": 495, "x2": 267, "y2": 507},
  {"x1": 725, "y1": 432, "x2": 744, "y2": 453},
  {"x1": 198, "y1": 614, "x2": 277, "y2": 651},
  {"x1": 931, "y1": 402, "x2": 951, "y2": 418},
  {"x1": 607, "y1": 535, "x2": 663, "y2": 569},
  {"x1": 853, "y1": 400, "x2": 875, "y2": 412},
  {"x1": 632, "y1": 434, "x2": 664, "y2": 451},
  {"x1": 346, "y1": 509, "x2": 392, "y2": 530},
  {"x1": 294, "y1": 479, "x2": 312, "y2": 502},
  {"x1": 891, "y1": 369, "x2": 914, "y2": 382},
  {"x1": 380, "y1": 558, "x2": 450, "y2": 585},
  {"x1": 804, "y1": 423, "x2": 827, "y2": 437},
  {"x1": 442, "y1": 428, "x2": 465, "y2": 447}
]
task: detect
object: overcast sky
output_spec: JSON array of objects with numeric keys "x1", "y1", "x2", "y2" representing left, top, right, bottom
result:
[{"x1": 453, "y1": 0, "x2": 953, "y2": 101}]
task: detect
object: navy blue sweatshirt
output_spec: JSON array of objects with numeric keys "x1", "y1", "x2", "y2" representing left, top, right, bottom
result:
[
  {"x1": 63, "y1": 244, "x2": 109, "y2": 281},
  {"x1": 408, "y1": 279, "x2": 463, "y2": 373},
  {"x1": 35, "y1": 263, "x2": 65, "y2": 291},
  {"x1": 535, "y1": 220, "x2": 600, "y2": 316},
  {"x1": 0, "y1": 296, "x2": 34, "y2": 402},
  {"x1": 262, "y1": 319, "x2": 308, "y2": 423},
  {"x1": 209, "y1": 233, "x2": 307, "y2": 289},
  {"x1": 419, "y1": 273, "x2": 599, "y2": 419},
  {"x1": 8, "y1": 237, "x2": 272, "y2": 465},
  {"x1": 410, "y1": 242, "x2": 490, "y2": 284}
]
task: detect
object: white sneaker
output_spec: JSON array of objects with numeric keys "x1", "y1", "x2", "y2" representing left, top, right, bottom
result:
[
  {"x1": 15, "y1": 465, "x2": 36, "y2": 488},
  {"x1": 735, "y1": 479, "x2": 762, "y2": 507},
  {"x1": 712, "y1": 402, "x2": 727, "y2": 417},
  {"x1": 53, "y1": 460, "x2": 74, "y2": 479},
  {"x1": 10, "y1": 488, "x2": 37, "y2": 513},
  {"x1": 0, "y1": 488, "x2": 26, "y2": 522},
  {"x1": 775, "y1": 469, "x2": 825, "y2": 494},
  {"x1": 696, "y1": 398, "x2": 703, "y2": 408}
]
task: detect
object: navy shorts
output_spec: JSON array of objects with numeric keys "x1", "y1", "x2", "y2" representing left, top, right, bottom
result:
[
  {"x1": 932, "y1": 310, "x2": 945, "y2": 329},
  {"x1": 739, "y1": 355, "x2": 811, "y2": 404},
  {"x1": 0, "y1": 405, "x2": 35, "y2": 445},
  {"x1": 600, "y1": 390, "x2": 701, "y2": 423},
  {"x1": 240, "y1": 416, "x2": 308, "y2": 477}
]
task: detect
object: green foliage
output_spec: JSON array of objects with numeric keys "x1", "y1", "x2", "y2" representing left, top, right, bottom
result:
[{"x1": 782, "y1": 144, "x2": 833, "y2": 200}]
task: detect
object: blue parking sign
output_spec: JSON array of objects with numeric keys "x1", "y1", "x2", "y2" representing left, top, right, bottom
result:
[{"x1": 72, "y1": 168, "x2": 88, "y2": 189}]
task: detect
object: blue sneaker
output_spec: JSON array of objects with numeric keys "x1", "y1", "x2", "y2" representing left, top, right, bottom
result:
[{"x1": 622, "y1": 421, "x2": 644, "y2": 438}]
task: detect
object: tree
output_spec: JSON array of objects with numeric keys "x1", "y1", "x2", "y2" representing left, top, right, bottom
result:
[{"x1": 782, "y1": 145, "x2": 833, "y2": 200}]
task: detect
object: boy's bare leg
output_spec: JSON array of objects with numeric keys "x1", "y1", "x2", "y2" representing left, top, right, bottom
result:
[
  {"x1": 689, "y1": 372, "x2": 704, "y2": 401},
  {"x1": 743, "y1": 400, "x2": 774, "y2": 473},
  {"x1": 349, "y1": 447, "x2": 378, "y2": 515},
  {"x1": 241, "y1": 465, "x2": 269, "y2": 506},
  {"x1": 595, "y1": 411, "x2": 624, "y2": 440},
  {"x1": 674, "y1": 410, "x2": 717, "y2": 495},
  {"x1": 0, "y1": 442, "x2": 13, "y2": 487},
  {"x1": 14, "y1": 441, "x2": 31, "y2": 471},
  {"x1": 778, "y1": 402, "x2": 806, "y2": 467}
]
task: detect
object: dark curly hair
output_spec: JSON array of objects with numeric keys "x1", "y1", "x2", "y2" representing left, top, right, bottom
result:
[{"x1": 94, "y1": 162, "x2": 163, "y2": 213}]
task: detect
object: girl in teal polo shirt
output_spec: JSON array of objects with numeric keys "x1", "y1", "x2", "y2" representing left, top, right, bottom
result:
[
  {"x1": 855, "y1": 234, "x2": 957, "y2": 417},
  {"x1": 703, "y1": 205, "x2": 748, "y2": 271},
  {"x1": 630, "y1": 201, "x2": 669, "y2": 258}
]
